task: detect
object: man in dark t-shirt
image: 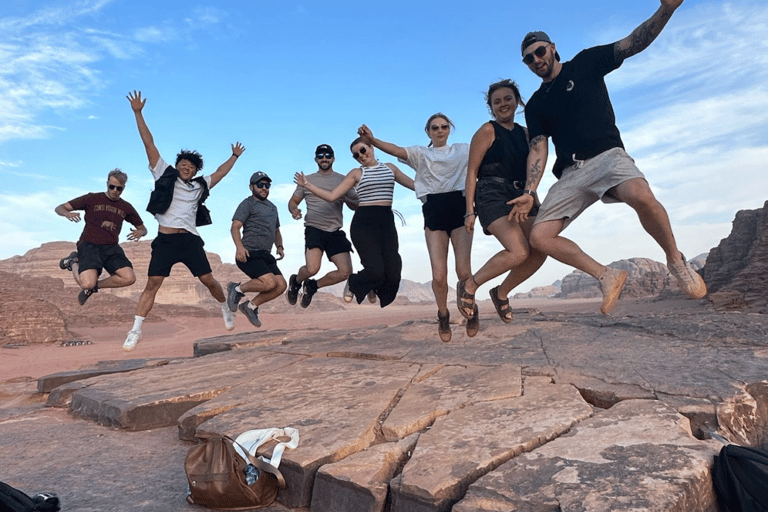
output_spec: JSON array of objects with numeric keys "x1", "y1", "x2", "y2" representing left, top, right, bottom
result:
[
  {"x1": 512, "y1": 0, "x2": 707, "y2": 315},
  {"x1": 55, "y1": 169, "x2": 147, "y2": 305}
]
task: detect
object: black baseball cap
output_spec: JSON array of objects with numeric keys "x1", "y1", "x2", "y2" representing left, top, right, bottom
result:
[
  {"x1": 315, "y1": 144, "x2": 334, "y2": 157},
  {"x1": 249, "y1": 171, "x2": 271, "y2": 184}
]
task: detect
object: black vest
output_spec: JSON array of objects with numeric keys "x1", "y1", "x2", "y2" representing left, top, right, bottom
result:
[{"x1": 146, "y1": 165, "x2": 212, "y2": 226}]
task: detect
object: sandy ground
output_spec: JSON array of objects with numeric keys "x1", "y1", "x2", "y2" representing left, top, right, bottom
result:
[{"x1": 1, "y1": 295, "x2": 690, "y2": 383}]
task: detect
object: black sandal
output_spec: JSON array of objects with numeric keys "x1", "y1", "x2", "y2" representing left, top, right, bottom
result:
[
  {"x1": 490, "y1": 286, "x2": 513, "y2": 324},
  {"x1": 456, "y1": 279, "x2": 475, "y2": 319}
]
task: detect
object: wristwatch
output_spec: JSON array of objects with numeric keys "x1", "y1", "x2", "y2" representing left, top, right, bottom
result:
[{"x1": 523, "y1": 190, "x2": 535, "y2": 196}]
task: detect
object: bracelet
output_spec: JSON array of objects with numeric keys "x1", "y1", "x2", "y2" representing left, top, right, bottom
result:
[
  {"x1": 276, "y1": 245, "x2": 284, "y2": 250},
  {"x1": 232, "y1": 153, "x2": 239, "y2": 158},
  {"x1": 463, "y1": 212, "x2": 476, "y2": 218},
  {"x1": 523, "y1": 190, "x2": 535, "y2": 196}
]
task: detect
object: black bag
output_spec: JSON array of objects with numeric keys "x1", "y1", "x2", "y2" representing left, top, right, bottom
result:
[
  {"x1": 0, "y1": 482, "x2": 59, "y2": 512},
  {"x1": 185, "y1": 434, "x2": 286, "y2": 510},
  {"x1": 712, "y1": 438, "x2": 768, "y2": 512}
]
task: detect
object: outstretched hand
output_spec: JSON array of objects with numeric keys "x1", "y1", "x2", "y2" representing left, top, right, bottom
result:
[
  {"x1": 508, "y1": 194, "x2": 534, "y2": 223},
  {"x1": 357, "y1": 124, "x2": 375, "y2": 143},
  {"x1": 293, "y1": 172, "x2": 308, "y2": 187},
  {"x1": 127, "y1": 228, "x2": 145, "y2": 241},
  {"x1": 231, "y1": 142, "x2": 246, "y2": 157},
  {"x1": 127, "y1": 90, "x2": 146, "y2": 112}
]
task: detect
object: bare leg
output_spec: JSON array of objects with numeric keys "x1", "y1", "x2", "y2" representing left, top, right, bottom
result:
[
  {"x1": 198, "y1": 273, "x2": 225, "y2": 303},
  {"x1": 136, "y1": 275, "x2": 165, "y2": 317},
  {"x1": 96, "y1": 266, "x2": 137, "y2": 289},
  {"x1": 529, "y1": 218, "x2": 607, "y2": 278},
  {"x1": 297, "y1": 248, "x2": 323, "y2": 284},
  {"x1": 319, "y1": 252, "x2": 353, "y2": 288},
  {"x1": 465, "y1": 216, "x2": 530, "y2": 296},
  {"x1": 424, "y1": 228, "x2": 451, "y2": 315},
  {"x1": 248, "y1": 274, "x2": 288, "y2": 307},
  {"x1": 497, "y1": 217, "x2": 547, "y2": 296}
]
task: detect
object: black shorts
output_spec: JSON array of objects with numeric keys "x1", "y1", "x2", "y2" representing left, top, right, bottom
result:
[
  {"x1": 422, "y1": 190, "x2": 465, "y2": 234},
  {"x1": 236, "y1": 250, "x2": 282, "y2": 279},
  {"x1": 77, "y1": 242, "x2": 132, "y2": 276},
  {"x1": 476, "y1": 177, "x2": 539, "y2": 235},
  {"x1": 148, "y1": 232, "x2": 212, "y2": 277},
  {"x1": 305, "y1": 226, "x2": 353, "y2": 258}
]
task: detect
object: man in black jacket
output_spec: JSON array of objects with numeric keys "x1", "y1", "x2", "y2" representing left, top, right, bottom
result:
[{"x1": 123, "y1": 90, "x2": 245, "y2": 351}]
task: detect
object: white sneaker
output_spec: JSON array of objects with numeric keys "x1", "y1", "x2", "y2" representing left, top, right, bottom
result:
[
  {"x1": 668, "y1": 254, "x2": 707, "y2": 299},
  {"x1": 222, "y1": 304, "x2": 235, "y2": 330},
  {"x1": 598, "y1": 267, "x2": 628, "y2": 315},
  {"x1": 123, "y1": 330, "x2": 142, "y2": 351}
]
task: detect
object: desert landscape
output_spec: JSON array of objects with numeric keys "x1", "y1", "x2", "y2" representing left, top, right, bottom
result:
[{"x1": 0, "y1": 200, "x2": 766, "y2": 512}]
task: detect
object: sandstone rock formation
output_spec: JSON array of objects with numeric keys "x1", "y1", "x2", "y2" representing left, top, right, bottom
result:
[
  {"x1": 557, "y1": 257, "x2": 682, "y2": 299},
  {"x1": 702, "y1": 200, "x2": 768, "y2": 309},
  {"x1": 0, "y1": 272, "x2": 73, "y2": 346}
]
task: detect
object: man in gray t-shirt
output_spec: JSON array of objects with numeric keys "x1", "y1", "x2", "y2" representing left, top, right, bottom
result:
[
  {"x1": 226, "y1": 172, "x2": 286, "y2": 328},
  {"x1": 287, "y1": 144, "x2": 358, "y2": 308}
]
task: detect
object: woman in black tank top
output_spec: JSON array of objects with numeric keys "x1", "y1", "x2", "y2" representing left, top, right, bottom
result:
[{"x1": 458, "y1": 79, "x2": 547, "y2": 328}]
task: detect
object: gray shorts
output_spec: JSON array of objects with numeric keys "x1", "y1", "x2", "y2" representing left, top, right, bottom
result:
[{"x1": 534, "y1": 147, "x2": 646, "y2": 230}]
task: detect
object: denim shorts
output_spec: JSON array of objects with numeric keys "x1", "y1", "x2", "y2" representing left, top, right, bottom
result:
[{"x1": 476, "y1": 177, "x2": 539, "y2": 235}]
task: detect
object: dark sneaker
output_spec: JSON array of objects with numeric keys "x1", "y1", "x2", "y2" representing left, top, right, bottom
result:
[
  {"x1": 226, "y1": 282, "x2": 244, "y2": 312},
  {"x1": 437, "y1": 310, "x2": 451, "y2": 343},
  {"x1": 286, "y1": 274, "x2": 301, "y2": 305},
  {"x1": 77, "y1": 286, "x2": 97, "y2": 306},
  {"x1": 465, "y1": 304, "x2": 479, "y2": 337},
  {"x1": 59, "y1": 251, "x2": 78, "y2": 271},
  {"x1": 239, "y1": 301, "x2": 262, "y2": 328},
  {"x1": 300, "y1": 279, "x2": 318, "y2": 309}
]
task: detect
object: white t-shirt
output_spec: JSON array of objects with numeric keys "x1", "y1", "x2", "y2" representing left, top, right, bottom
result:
[
  {"x1": 150, "y1": 156, "x2": 212, "y2": 236},
  {"x1": 399, "y1": 143, "x2": 469, "y2": 201}
]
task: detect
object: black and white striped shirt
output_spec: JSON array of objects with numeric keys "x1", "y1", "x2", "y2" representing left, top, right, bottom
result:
[{"x1": 355, "y1": 162, "x2": 395, "y2": 205}]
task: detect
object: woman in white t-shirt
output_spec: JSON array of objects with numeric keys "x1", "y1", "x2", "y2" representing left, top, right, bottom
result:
[{"x1": 357, "y1": 114, "x2": 474, "y2": 342}]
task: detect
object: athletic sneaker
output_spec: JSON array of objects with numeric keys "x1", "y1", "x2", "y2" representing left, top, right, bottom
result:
[
  {"x1": 367, "y1": 290, "x2": 377, "y2": 304},
  {"x1": 286, "y1": 274, "x2": 300, "y2": 305},
  {"x1": 343, "y1": 280, "x2": 354, "y2": 303},
  {"x1": 59, "y1": 251, "x2": 78, "y2": 271},
  {"x1": 123, "y1": 330, "x2": 142, "y2": 351},
  {"x1": 239, "y1": 301, "x2": 262, "y2": 327},
  {"x1": 222, "y1": 303, "x2": 235, "y2": 330},
  {"x1": 226, "y1": 282, "x2": 244, "y2": 312},
  {"x1": 598, "y1": 267, "x2": 628, "y2": 315},
  {"x1": 668, "y1": 254, "x2": 707, "y2": 299},
  {"x1": 78, "y1": 287, "x2": 97, "y2": 306},
  {"x1": 300, "y1": 279, "x2": 318, "y2": 309}
]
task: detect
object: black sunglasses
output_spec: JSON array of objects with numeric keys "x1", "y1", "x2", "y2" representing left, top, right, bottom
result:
[
  {"x1": 253, "y1": 181, "x2": 271, "y2": 189},
  {"x1": 430, "y1": 124, "x2": 450, "y2": 131},
  {"x1": 108, "y1": 184, "x2": 124, "y2": 192},
  {"x1": 316, "y1": 152, "x2": 334, "y2": 160},
  {"x1": 522, "y1": 44, "x2": 550, "y2": 64},
  {"x1": 352, "y1": 146, "x2": 368, "y2": 160}
]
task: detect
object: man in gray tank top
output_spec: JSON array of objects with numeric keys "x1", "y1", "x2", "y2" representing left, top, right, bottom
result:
[{"x1": 287, "y1": 144, "x2": 359, "y2": 307}]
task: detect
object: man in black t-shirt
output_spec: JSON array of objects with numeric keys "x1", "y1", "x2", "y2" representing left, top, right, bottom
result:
[{"x1": 512, "y1": 0, "x2": 707, "y2": 315}]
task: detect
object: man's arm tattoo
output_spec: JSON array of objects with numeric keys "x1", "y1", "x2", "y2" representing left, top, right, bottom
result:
[
  {"x1": 529, "y1": 158, "x2": 542, "y2": 186},
  {"x1": 529, "y1": 135, "x2": 546, "y2": 148},
  {"x1": 615, "y1": 8, "x2": 674, "y2": 60}
]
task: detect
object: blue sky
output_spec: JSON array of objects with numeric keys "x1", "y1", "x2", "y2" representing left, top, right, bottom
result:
[{"x1": 1, "y1": 0, "x2": 766, "y2": 293}]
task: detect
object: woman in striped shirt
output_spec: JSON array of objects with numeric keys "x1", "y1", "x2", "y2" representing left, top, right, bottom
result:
[{"x1": 294, "y1": 138, "x2": 414, "y2": 308}]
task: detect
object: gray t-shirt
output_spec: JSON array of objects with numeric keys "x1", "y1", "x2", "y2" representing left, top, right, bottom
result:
[
  {"x1": 232, "y1": 196, "x2": 280, "y2": 252},
  {"x1": 292, "y1": 171, "x2": 358, "y2": 232}
]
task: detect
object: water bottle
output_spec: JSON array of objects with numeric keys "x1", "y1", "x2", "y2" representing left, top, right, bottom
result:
[{"x1": 244, "y1": 463, "x2": 260, "y2": 485}]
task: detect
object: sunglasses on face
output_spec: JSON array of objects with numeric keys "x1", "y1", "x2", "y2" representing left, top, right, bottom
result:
[
  {"x1": 430, "y1": 124, "x2": 450, "y2": 131},
  {"x1": 108, "y1": 184, "x2": 124, "y2": 192},
  {"x1": 352, "y1": 146, "x2": 368, "y2": 160},
  {"x1": 316, "y1": 153, "x2": 334, "y2": 160},
  {"x1": 522, "y1": 44, "x2": 550, "y2": 65},
  {"x1": 253, "y1": 181, "x2": 271, "y2": 189}
]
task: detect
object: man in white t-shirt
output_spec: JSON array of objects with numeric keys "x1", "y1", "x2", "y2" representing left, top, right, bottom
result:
[
  {"x1": 287, "y1": 144, "x2": 359, "y2": 308},
  {"x1": 123, "y1": 90, "x2": 245, "y2": 351}
]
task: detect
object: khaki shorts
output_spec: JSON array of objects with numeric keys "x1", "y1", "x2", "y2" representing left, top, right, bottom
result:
[{"x1": 534, "y1": 147, "x2": 646, "y2": 230}]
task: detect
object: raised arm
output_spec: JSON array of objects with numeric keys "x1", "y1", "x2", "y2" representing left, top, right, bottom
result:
[
  {"x1": 509, "y1": 134, "x2": 548, "y2": 223},
  {"x1": 293, "y1": 168, "x2": 361, "y2": 203},
  {"x1": 615, "y1": 0, "x2": 683, "y2": 60},
  {"x1": 55, "y1": 202, "x2": 80, "y2": 223},
  {"x1": 210, "y1": 142, "x2": 246, "y2": 188},
  {"x1": 464, "y1": 123, "x2": 495, "y2": 233},
  {"x1": 358, "y1": 124, "x2": 409, "y2": 161},
  {"x1": 388, "y1": 163, "x2": 414, "y2": 191},
  {"x1": 127, "y1": 91, "x2": 160, "y2": 168}
]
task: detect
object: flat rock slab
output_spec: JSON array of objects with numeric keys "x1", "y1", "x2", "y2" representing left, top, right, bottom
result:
[
  {"x1": 192, "y1": 357, "x2": 422, "y2": 508},
  {"x1": 311, "y1": 434, "x2": 419, "y2": 512},
  {"x1": 454, "y1": 399, "x2": 720, "y2": 512},
  {"x1": 37, "y1": 358, "x2": 176, "y2": 393},
  {"x1": 389, "y1": 378, "x2": 593, "y2": 512},
  {"x1": 68, "y1": 351, "x2": 304, "y2": 429}
]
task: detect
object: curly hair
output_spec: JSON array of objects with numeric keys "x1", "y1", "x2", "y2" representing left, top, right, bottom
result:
[
  {"x1": 176, "y1": 149, "x2": 204, "y2": 171},
  {"x1": 485, "y1": 79, "x2": 525, "y2": 117}
]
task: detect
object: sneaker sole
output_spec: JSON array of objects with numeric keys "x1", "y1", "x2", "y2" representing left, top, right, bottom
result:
[
  {"x1": 226, "y1": 282, "x2": 241, "y2": 312},
  {"x1": 600, "y1": 270, "x2": 628, "y2": 315}
]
